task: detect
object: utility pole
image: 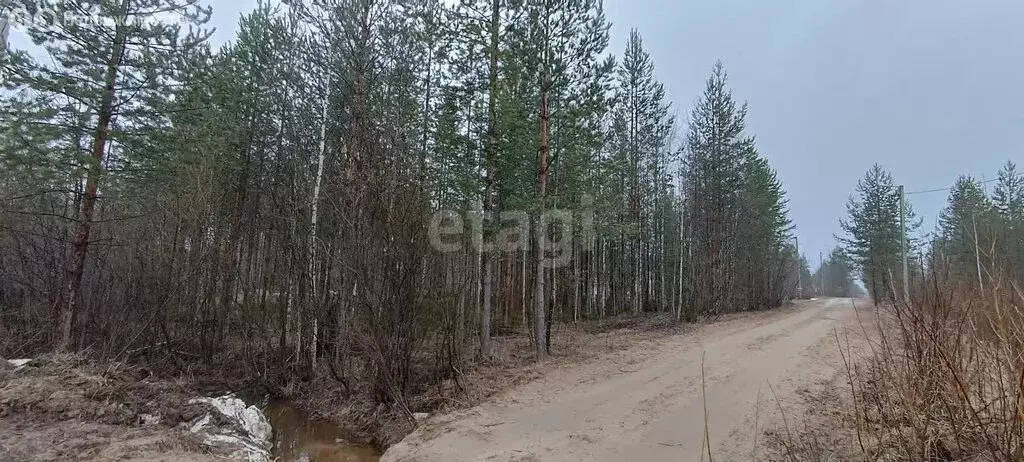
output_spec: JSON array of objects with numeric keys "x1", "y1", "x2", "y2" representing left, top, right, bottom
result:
[
  {"x1": 898, "y1": 185, "x2": 909, "y2": 302},
  {"x1": 819, "y1": 251, "x2": 824, "y2": 297},
  {"x1": 972, "y1": 212, "x2": 984, "y2": 291},
  {"x1": 795, "y1": 236, "x2": 802, "y2": 299}
]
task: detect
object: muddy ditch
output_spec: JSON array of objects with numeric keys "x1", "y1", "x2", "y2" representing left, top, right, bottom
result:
[
  {"x1": 0, "y1": 355, "x2": 381, "y2": 461},
  {"x1": 0, "y1": 313, "x2": 685, "y2": 461}
]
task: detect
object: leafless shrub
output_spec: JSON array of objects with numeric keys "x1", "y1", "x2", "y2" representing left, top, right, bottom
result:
[{"x1": 838, "y1": 269, "x2": 1024, "y2": 461}]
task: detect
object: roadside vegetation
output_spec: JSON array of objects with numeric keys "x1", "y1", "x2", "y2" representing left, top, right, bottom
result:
[{"x1": 778, "y1": 161, "x2": 1024, "y2": 461}]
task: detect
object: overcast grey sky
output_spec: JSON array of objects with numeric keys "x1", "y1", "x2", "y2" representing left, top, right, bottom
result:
[
  {"x1": 603, "y1": 0, "x2": 1024, "y2": 263},
  {"x1": 11, "y1": 0, "x2": 1024, "y2": 264}
]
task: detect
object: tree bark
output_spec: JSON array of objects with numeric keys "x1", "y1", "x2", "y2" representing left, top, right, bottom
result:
[
  {"x1": 309, "y1": 82, "x2": 330, "y2": 371},
  {"x1": 535, "y1": 72, "x2": 550, "y2": 358},
  {"x1": 59, "y1": 0, "x2": 130, "y2": 351},
  {"x1": 479, "y1": 0, "x2": 501, "y2": 360}
]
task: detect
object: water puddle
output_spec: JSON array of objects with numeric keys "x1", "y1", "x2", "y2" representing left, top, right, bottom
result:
[{"x1": 265, "y1": 400, "x2": 381, "y2": 461}]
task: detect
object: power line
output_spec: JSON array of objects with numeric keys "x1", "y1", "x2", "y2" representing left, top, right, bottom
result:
[
  {"x1": 905, "y1": 186, "x2": 956, "y2": 195},
  {"x1": 904, "y1": 171, "x2": 1023, "y2": 196}
]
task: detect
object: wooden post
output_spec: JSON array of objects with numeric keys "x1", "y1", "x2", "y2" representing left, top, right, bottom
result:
[{"x1": 899, "y1": 185, "x2": 909, "y2": 302}]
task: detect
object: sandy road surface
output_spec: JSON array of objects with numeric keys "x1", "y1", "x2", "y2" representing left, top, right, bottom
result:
[{"x1": 384, "y1": 298, "x2": 868, "y2": 462}]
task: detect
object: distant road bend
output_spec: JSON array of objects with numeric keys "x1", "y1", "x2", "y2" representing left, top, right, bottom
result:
[{"x1": 384, "y1": 298, "x2": 865, "y2": 462}]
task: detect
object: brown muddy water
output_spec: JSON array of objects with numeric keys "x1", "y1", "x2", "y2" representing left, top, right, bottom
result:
[{"x1": 264, "y1": 400, "x2": 381, "y2": 461}]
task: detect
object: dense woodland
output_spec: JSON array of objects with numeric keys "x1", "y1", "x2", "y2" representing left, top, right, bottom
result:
[
  {"x1": 0, "y1": 0, "x2": 802, "y2": 405},
  {"x1": 933, "y1": 163, "x2": 1024, "y2": 286},
  {"x1": 837, "y1": 161, "x2": 1023, "y2": 301}
]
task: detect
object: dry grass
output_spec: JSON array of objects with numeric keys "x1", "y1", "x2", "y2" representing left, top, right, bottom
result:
[
  {"x1": 0, "y1": 353, "x2": 214, "y2": 427},
  {"x1": 288, "y1": 311, "x2": 685, "y2": 447},
  {"x1": 776, "y1": 274, "x2": 1024, "y2": 461},
  {"x1": 0, "y1": 354, "x2": 231, "y2": 461}
]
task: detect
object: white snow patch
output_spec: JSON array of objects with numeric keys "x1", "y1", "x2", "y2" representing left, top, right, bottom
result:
[
  {"x1": 188, "y1": 395, "x2": 272, "y2": 462},
  {"x1": 189, "y1": 414, "x2": 212, "y2": 433},
  {"x1": 8, "y1": 359, "x2": 31, "y2": 369}
]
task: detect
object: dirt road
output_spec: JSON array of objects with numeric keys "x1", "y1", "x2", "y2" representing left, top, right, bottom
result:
[{"x1": 383, "y1": 298, "x2": 867, "y2": 462}]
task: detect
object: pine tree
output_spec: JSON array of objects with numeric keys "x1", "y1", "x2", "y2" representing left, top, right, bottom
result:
[
  {"x1": 681, "y1": 62, "x2": 751, "y2": 317},
  {"x1": 526, "y1": 0, "x2": 612, "y2": 357},
  {"x1": 2, "y1": 0, "x2": 211, "y2": 349},
  {"x1": 814, "y1": 247, "x2": 857, "y2": 297},
  {"x1": 992, "y1": 161, "x2": 1024, "y2": 279},
  {"x1": 446, "y1": 0, "x2": 532, "y2": 359},
  {"x1": 736, "y1": 148, "x2": 794, "y2": 309},
  {"x1": 607, "y1": 29, "x2": 673, "y2": 314},
  {"x1": 937, "y1": 176, "x2": 993, "y2": 283},
  {"x1": 993, "y1": 161, "x2": 1024, "y2": 221},
  {"x1": 796, "y1": 254, "x2": 813, "y2": 298},
  {"x1": 839, "y1": 164, "x2": 920, "y2": 302}
]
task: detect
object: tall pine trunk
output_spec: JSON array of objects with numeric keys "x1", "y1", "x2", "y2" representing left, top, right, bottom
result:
[
  {"x1": 535, "y1": 75, "x2": 550, "y2": 358},
  {"x1": 60, "y1": 0, "x2": 130, "y2": 351},
  {"x1": 479, "y1": 0, "x2": 501, "y2": 359}
]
